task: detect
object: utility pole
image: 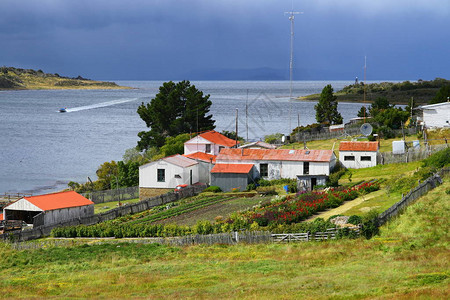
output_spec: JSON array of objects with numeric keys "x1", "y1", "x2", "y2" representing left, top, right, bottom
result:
[
  {"x1": 235, "y1": 108, "x2": 238, "y2": 147},
  {"x1": 363, "y1": 56, "x2": 367, "y2": 123},
  {"x1": 246, "y1": 89, "x2": 249, "y2": 141}
]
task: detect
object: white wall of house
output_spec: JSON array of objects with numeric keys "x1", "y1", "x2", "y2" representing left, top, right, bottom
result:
[
  {"x1": 215, "y1": 159, "x2": 333, "y2": 180},
  {"x1": 184, "y1": 136, "x2": 224, "y2": 156},
  {"x1": 422, "y1": 103, "x2": 450, "y2": 128},
  {"x1": 196, "y1": 160, "x2": 213, "y2": 184},
  {"x1": 339, "y1": 151, "x2": 377, "y2": 169},
  {"x1": 139, "y1": 160, "x2": 199, "y2": 189}
]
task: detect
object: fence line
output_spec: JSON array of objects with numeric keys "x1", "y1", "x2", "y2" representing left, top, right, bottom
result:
[
  {"x1": 1, "y1": 184, "x2": 206, "y2": 242},
  {"x1": 82, "y1": 186, "x2": 139, "y2": 204},
  {"x1": 8, "y1": 226, "x2": 362, "y2": 250},
  {"x1": 377, "y1": 143, "x2": 448, "y2": 165},
  {"x1": 378, "y1": 167, "x2": 449, "y2": 226}
]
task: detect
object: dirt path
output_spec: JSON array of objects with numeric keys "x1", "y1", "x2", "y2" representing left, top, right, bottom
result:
[{"x1": 306, "y1": 190, "x2": 385, "y2": 221}]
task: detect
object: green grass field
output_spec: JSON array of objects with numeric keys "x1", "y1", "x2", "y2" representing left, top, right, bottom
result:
[
  {"x1": 94, "y1": 198, "x2": 140, "y2": 214},
  {"x1": 0, "y1": 179, "x2": 448, "y2": 299}
]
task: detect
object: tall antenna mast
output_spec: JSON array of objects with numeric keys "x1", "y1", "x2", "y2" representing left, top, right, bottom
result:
[
  {"x1": 363, "y1": 56, "x2": 367, "y2": 123},
  {"x1": 285, "y1": 3, "x2": 302, "y2": 134}
]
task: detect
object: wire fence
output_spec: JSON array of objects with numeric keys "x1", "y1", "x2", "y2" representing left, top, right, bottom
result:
[
  {"x1": 82, "y1": 186, "x2": 139, "y2": 204},
  {"x1": 377, "y1": 143, "x2": 449, "y2": 165},
  {"x1": 378, "y1": 167, "x2": 449, "y2": 226}
]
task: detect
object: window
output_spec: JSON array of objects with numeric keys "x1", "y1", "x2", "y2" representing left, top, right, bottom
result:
[
  {"x1": 157, "y1": 169, "x2": 165, "y2": 182},
  {"x1": 174, "y1": 174, "x2": 181, "y2": 179},
  {"x1": 260, "y1": 163, "x2": 268, "y2": 177},
  {"x1": 344, "y1": 156, "x2": 355, "y2": 161},
  {"x1": 361, "y1": 156, "x2": 372, "y2": 161},
  {"x1": 219, "y1": 146, "x2": 224, "y2": 153},
  {"x1": 205, "y1": 144, "x2": 211, "y2": 153},
  {"x1": 304, "y1": 162, "x2": 309, "y2": 175}
]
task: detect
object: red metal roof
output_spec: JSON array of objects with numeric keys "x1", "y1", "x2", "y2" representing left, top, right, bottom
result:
[
  {"x1": 183, "y1": 152, "x2": 217, "y2": 163},
  {"x1": 198, "y1": 130, "x2": 239, "y2": 147},
  {"x1": 216, "y1": 148, "x2": 334, "y2": 162},
  {"x1": 339, "y1": 141, "x2": 379, "y2": 152},
  {"x1": 211, "y1": 163, "x2": 254, "y2": 174},
  {"x1": 23, "y1": 191, "x2": 93, "y2": 211}
]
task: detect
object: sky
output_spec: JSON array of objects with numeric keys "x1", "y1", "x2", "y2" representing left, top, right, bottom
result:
[{"x1": 1, "y1": 0, "x2": 449, "y2": 81}]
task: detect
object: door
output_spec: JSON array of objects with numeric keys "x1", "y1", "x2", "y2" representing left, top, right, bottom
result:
[
  {"x1": 311, "y1": 178, "x2": 317, "y2": 190},
  {"x1": 190, "y1": 170, "x2": 193, "y2": 185}
]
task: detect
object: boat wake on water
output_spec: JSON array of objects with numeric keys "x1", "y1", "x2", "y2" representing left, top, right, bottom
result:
[{"x1": 61, "y1": 97, "x2": 141, "y2": 113}]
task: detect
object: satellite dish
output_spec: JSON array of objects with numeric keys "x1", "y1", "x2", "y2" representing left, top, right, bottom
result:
[{"x1": 360, "y1": 123, "x2": 373, "y2": 136}]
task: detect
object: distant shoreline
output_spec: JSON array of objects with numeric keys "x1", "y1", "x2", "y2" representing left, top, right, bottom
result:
[{"x1": 0, "y1": 66, "x2": 133, "y2": 91}]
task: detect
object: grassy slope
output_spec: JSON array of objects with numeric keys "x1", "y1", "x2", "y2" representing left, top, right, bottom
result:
[
  {"x1": 0, "y1": 179, "x2": 448, "y2": 299},
  {"x1": 0, "y1": 70, "x2": 130, "y2": 90}
]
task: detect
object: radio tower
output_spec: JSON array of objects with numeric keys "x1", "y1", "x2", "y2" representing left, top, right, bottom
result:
[{"x1": 285, "y1": 3, "x2": 302, "y2": 133}]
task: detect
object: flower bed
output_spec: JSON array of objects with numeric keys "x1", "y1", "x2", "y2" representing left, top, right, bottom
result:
[{"x1": 228, "y1": 182, "x2": 379, "y2": 226}]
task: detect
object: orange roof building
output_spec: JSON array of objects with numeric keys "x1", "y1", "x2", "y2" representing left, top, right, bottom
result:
[
  {"x1": 338, "y1": 141, "x2": 379, "y2": 169},
  {"x1": 184, "y1": 130, "x2": 239, "y2": 156},
  {"x1": 183, "y1": 152, "x2": 217, "y2": 163},
  {"x1": 3, "y1": 191, "x2": 94, "y2": 226},
  {"x1": 339, "y1": 141, "x2": 379, "y2": 152}
]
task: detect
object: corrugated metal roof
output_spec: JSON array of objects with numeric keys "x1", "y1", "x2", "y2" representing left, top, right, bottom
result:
[
  {"x1": 239, "y1": 141, "x2": 277, "y2": 149},
  {"x1": 16, "y1": 191, "x2": 93, "y2": 211},
  {"x1": 198, "y1": 130, "x2": 239, "y2": 147},
  {"x1": 216, "y1": 148, "x2": 333, "y2": 162},
  {"x1": 339, "y1": 141, "x2": 379, "y2": 152},
  {"x1": 211, "y1": 163, "x2": 254, "y2": 174},
  {"x1": 163, "y1": 154, "x2": 198, "y2": 168},
  {"x1": 183, "y1": 152, "x2": 216, "y2": 163}
]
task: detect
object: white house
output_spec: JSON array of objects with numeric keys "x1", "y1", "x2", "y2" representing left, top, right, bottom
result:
[
  {"x1": 339, "y1": 141, "x2": 379, "y2": 169},
  {"x1": 139, "y1": 155, "x2": 199, "y2": 199},
  {"x1": 417, "y1": 102, "x2": 450, "y2": 128},
  {"x1": 3, "y1": 191, "x2": 94, "y2": 227},
  {"x1": 215, "y1": 148, "x2": 336, "y2": 190},
  {"x1": 184, "y1": 130, "x2": 239, "y2": 156}
]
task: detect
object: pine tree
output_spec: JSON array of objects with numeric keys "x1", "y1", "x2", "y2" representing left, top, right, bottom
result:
[
  {"x1": 137, "y1": 81, "x2": 215, "y2": 150},
  {"x1": 315, "y1": 84, "x2": 343, "y2": 125}
]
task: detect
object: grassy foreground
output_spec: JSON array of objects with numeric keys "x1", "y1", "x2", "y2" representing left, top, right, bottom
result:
[{"x1": 0, "y1": 180, "x2": 448, "y2": 299}]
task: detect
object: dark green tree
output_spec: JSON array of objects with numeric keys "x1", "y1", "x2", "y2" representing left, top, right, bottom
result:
[
  {"x1": 315, "y1": 84, "x2": 343, "y2": 125},
  {"x1": 137, "y1": 81, "x2": 215, "y2": 150},
  {"x1": 357, "y1": 106, "x2": 368, "y2": 118},
  {"x1": 115, "y1": 161, "x2": 139, "y2": 188},
  {"x1": 370, "y1": 97, "x2": 391, "y2": 111},
  {"x1": 430, "y1": 85, "x2": 450, "y2": 104}
]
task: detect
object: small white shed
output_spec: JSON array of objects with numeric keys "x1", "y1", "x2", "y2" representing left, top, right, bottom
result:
[
  {"x1": 139, "y1": 155, "x2": 199, "y2": 191},
  {"x1": 339, "y1": 141, "x2": 379, "y2": 169},
  {"x1": 418, "y1": 102, "x2": 450, "y2": 128}
]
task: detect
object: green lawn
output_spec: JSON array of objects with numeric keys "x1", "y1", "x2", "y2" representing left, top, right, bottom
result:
[
  {"x1": 0, "y1": 179, "x2": 448, "y2": 299},
  {"x1": 94, "y1": 198, "x2": 140, "y2": 214}
]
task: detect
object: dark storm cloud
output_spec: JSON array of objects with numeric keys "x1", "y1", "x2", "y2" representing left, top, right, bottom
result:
[{"x1": 0, "y1": 0, "x2": 448, "y2": 80}]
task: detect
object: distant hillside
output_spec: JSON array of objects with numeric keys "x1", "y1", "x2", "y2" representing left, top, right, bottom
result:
[
  {"x1": 300, "y1": 78, "x2": 449, "y2": 104},
  {"x1": 0, "y1": 67, "x2": 130, "y2": 90}
]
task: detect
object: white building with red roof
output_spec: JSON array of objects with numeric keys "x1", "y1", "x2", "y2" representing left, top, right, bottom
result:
[
  {"x1": 215, "y1": 148, "x2": 336, "y2": 191},
  {"x1": 339, "y1": 141, "x2": 379, "y2": 169},
  {"x1": 139, "y1": 154, "x2": 200, "y2": 198},
  {"x1": 3, "y1": 191, "x2": 94, "y2": 227},
  {"x1": 184, "y1": 130, "x2": 239, "y2": 156}
]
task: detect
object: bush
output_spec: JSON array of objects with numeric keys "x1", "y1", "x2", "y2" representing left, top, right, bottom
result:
[
  {"x1": 348, "y1": 215, "x2": 362, "y2": 225},
  {"x1": 246, "y1": 183, "x2": 257, "y2": 191},
  {"x1": 204, "y1": 186, "x2": 222, "y2": 193},
  {"x1": 327, "y1": 164, "x2": 347, "y2": 187},
  {"x1": 361, "y1": 210, "x2": 380, "y2": 239},
  {"x1": 256, "y1": 186, "x2": 277, "y2": 195},
  {"x1": 422, "y1": 148, "x2": 450, "y2": 170}
]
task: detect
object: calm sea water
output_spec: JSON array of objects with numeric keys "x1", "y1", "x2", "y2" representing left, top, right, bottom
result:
[{"x1": 0, "y1": 80, "x2": 371, "y2": 194}]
